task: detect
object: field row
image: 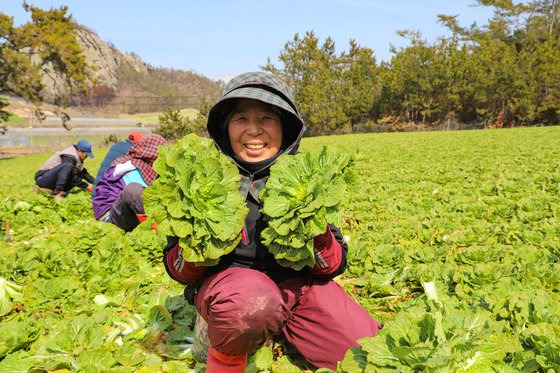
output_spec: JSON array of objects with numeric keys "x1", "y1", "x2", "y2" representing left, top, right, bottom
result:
[{"x1": 0, "y1": 127, "x2": 559, "y2": 371}]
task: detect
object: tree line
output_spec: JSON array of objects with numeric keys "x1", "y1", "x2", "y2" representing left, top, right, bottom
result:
[
  {"x1": 2, "y1": 1, "x2": 558, "y2": 137},
  {"x1": 263, "y1": 0, "x2": 559, "y2": 135}
]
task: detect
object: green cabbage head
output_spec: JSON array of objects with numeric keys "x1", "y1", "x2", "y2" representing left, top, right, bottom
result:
[
  {"x1": 260, "y1": 146, "x2": 359, "y2": 270},
  {"x1": 144, "y1": 134, "x2": 248, "y2": 266}
]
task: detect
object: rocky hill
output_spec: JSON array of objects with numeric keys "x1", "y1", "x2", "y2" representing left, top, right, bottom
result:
[
  {"x1": 77, "y1": 26, "x2": 149, "y2": 88},
  {"x1": 41, "y1": 25, "x2": 222, "y2": 114}
]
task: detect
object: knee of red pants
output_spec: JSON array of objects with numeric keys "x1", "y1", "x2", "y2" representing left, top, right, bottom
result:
[
  {"x1": 282, "y1": 279, "x2": 382, "y2": 370},
  {"x1": 195, "y1": 267, "x2": 291, "y2": 355}
]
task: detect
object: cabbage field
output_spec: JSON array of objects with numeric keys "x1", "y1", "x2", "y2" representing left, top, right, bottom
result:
[{"x1": 0, "y1": 127, "x2": 559, "y2": 372}]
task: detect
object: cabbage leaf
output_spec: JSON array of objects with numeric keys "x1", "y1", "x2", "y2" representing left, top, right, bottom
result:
[
  {"x1": 0, "y1": 277, "x2": 22, "y2": 316},
  {"x1": 144, "y1": 134, "x2": 248, "y2": 266},
  {"x1": 260, "y1": 146, "x2": 359, "y2": 270}
]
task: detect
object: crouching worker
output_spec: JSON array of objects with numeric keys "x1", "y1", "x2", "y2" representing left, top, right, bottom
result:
[
  {"x1": 34, "y1": 140, "x2": 95, "y2": 201},
  {"x1": 163, "y1": 72, "x2": 382, "y2": 372},
  {"x1": 92, "y1": 134, "x2": 167, "y2": 232},
  {"x1": 92, "y1": 131, "x2": 143, "y2": 196}
]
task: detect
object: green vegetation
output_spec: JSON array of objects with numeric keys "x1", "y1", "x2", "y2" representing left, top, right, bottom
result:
[
  {"x1": 120, "y1": 108, "x2": 198, "y2": 125},
  {"x1": 145, "y1": 134, "x2": 249, "y2": 266},
  {"x1": 0, "y1": 135, "x2": 128, "y2": 149},
  {"x1": 0, "y1": 124, "x2": 559, "y2": 370},
  {"x1": 0, "y1": 3, "x2": 92, "y2": 123},
  {"x1": 265, "y1": 0, "x2": 560, "y2": 134},
  {"x1": 155, "y1": 104, "x2": 210, "y2": 140},
  {"x1": 261, "y1": 147, "x2": 359, "y2": 270},
  {"x1": 3, "y1": 113, "x2": 28, "y2": 126}
]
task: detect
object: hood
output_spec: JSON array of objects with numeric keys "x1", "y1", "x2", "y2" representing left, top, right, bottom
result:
[{"x1": 207, "y1": 71, "x2": 306, "y2": 175}]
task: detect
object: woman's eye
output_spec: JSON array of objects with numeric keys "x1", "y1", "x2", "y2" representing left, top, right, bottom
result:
[{"x1": 231, "y1": 116, "x2": 246, "y2": 123}]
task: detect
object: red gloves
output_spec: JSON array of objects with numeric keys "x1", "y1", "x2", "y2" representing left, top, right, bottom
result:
[
  {"x1": 310, "y1": 226, "x2": 342, "y2": 275},
  {"x1": 164, "y1": 244, "x2": 208, "y2": 284},
  {"x1": 136, "y1": 214, "x2": 158, "y2": 232}
]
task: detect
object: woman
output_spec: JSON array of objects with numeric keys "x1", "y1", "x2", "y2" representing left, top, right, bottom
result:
[
  {"x1": 92, "y1": 134, "x2": 167, "y2": 232},
  {"x1": 163, "y1": 72, "x2": 381, "y2": 371}
]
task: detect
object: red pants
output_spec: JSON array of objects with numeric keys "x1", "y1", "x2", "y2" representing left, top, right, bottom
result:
[{"x1": 195, "y1": 267, "x2": 382, "y2": 369}]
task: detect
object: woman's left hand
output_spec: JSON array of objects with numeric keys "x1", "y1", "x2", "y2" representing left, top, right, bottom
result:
[{"x1": 310, "y1": 226, "x2": 342, "y2": 275}]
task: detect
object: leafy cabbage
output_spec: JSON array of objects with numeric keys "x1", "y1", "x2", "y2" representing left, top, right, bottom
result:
[
  {"x1": 341, "y1": 282, "x2": 524, "y2": 372},
  {"x1": 260, "y1": 146, "x2": 359, "y2": 270},
  {"x1": 144, "y1": 134, "x2": 248, "y2": 266},
  {"x1": 0, "y1": 277, "x2": 22, "y2": 316},
  {"x1": 0, "y1": 318, "x2": 41, "y2": 358}
]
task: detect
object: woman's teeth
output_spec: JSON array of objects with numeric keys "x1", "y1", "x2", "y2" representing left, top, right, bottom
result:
[{"x1": 246, "y1": 144, "x2": 265, "y2": 150}]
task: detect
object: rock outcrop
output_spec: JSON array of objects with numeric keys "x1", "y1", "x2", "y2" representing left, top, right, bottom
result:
[
  {"x1": 39, "y1": 25, "x2": 221, "y2": 109},
  {"x1": 75, "y1": 26, "x2": 148, "y2": 88},
  {"x1": 40, "y1": 26, "x2": 147, "y2": 98}
]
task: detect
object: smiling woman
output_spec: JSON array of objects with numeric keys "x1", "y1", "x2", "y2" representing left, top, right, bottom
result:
[
  {"x1": 162, "y1": 71, "x2": 382, "y2": 372},
  {"x1": 227, "y1": 98, "x2": 283, "y2": 162}
]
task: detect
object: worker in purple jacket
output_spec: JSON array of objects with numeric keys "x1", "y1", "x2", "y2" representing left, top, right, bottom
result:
[
  {"x1": 92, "y1": 131, "x2": 143, "y2": 196},
  {"x1": 163, "y1": 72, "x2": 381, "y2": 372},
  {"x1": 92, "y1": 134, "x2": 167, "y2": 232}
]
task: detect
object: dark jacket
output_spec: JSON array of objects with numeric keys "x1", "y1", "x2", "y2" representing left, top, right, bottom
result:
[
  {"x1": 35, "y1": 145, "x2": 94, "y2": 189},
  {"x1": 93, "y1": 140, "x2": 134, "y2": 194}
]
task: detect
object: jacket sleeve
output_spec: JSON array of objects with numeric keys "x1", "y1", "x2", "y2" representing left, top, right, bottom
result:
[
  {"x1": 80, "y1": 168, "x2": 95, "y2": 184},
  {"x1": 163, "y1": 236, "x2": 208, "y2": 284},
  {"x1": 71, "y1": 171, "x2": 89, "y2": 189},
  {"x1": 309, "y1": 224, "x2": 348, "y2": 279},
  {"x1": 60, "y1": 155, "x2": 89, "y2": 188}
]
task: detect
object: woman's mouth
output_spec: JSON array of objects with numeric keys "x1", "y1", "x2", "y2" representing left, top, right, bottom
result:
[{"x1": 245, "y1": 143, "x2": 265, "y2": 150}]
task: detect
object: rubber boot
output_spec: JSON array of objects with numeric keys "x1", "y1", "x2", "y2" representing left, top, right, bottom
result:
[{"x1": 206, "y1": 346, "x2": 247, "y2": 373}]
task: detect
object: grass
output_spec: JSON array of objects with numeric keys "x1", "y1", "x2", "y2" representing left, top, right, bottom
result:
[
  {"x1": 15, "y1": 134, "x2": 114, "y2": 146},
  {"x1": 0, "y1": 133, "x2": 138, "y2": 158},
  {"x1": 3, "y1": 113, "x2": 28, "y2": 126},
  {"x1": 120, "y1": 108, "x2": 198, "y2": 125}
]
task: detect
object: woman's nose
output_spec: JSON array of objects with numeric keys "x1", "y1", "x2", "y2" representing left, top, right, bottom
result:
[{"x1": 246, "y1": 118, "x2": 263, "y2": 134}]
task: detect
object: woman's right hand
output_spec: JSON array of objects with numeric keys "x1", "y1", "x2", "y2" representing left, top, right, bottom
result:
[{"x1": 163, "y1": 244, "x2": 208, "y2": 284}]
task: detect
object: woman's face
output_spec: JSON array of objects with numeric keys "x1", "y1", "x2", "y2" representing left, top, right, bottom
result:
[{"x1": 227, "y1": 98, "x2": 283, "y2": 162}]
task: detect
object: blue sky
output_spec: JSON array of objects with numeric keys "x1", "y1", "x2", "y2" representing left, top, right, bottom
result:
[{"x1": 4, "y1": 1, "x2": 496, "y2": 81}]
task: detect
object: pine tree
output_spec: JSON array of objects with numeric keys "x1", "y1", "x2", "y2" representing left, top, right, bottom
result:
[{"x1": 0, "y1": 3, "x2": 92, "y2": 122}]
